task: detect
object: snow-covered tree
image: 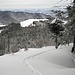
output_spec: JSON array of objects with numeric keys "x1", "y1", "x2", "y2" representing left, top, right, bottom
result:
[
  {"x1": 67, "y1": 0, "x2": 75, "y2": 53},
  {"x1": 48, "y1": 19, "x2": 64, "y2": 49}
]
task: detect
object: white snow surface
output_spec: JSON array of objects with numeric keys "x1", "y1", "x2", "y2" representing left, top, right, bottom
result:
[
  {"x1": 51, "y1": 18, "x2": 57, "y2": 24},
  {"x1": 0, "y1": 25, "x2": 6, "y2": 33},
  {"x1": 51, "y1": 18, "x2": 67, "y2": 24},
  {"x1": 0, "y1": 44, "x2": 75, "y2": 75},
  {"x1": 0, "y1": 25, "x2": 6, "y2": 27},
  {"x1": 20, "y1": 19, "x2": 48, "y2": 27},
  {"x1": 0, "y1": 30, "x2": 3, "y2": 33}
]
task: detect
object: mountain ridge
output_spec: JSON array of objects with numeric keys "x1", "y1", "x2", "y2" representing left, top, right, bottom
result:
[{"x1": 0, "y1": 11, "x2": 52, "y2": 25}]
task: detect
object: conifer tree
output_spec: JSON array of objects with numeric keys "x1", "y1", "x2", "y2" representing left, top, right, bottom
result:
[
  {"x1": 67, "y1": 0, "x2": 75, "y2": 53},
  {"x1": 49, "y1": 19, "x2": 64, "y2": 49}
]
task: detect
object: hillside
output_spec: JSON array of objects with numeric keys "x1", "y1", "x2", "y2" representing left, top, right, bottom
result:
[
  {"x1": 0, "y1": 19, "x2": 55, "y2": 54},
  {"x1": 0, "y1": 18, "x2": 69, "y2": 55},
  {"x1": 0, "y1": 11, "x2": 52, "y2": 25}
]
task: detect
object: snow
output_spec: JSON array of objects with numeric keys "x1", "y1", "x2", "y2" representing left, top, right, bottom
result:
[
  {"x1": 51, "y1": 18, "x2": 57, "y2": 24},
  {"x1": 0, "y1": 25, "x2": 6, "y2": 33},
  {"x1": 20, "y1": 18, "x2": 67, "y2": 27},
  {"x1": 63, "y1": 21, "x2": 68, "y2": 24},
  {"x1": 20, "y1": 19, "x2": 48, "y2": 27},
  {"x1": 0, "y1": 30, "x2": 3, "y2": 33},
  {"x1": 0, "y1": 44, "x2": 75, "y2": 75},
  {"x1": 51, "y1": 18, "x2": 67, "y2": 24},
  {"x1": 0, "y1": 25, "x2": 6, "y2": 27}
]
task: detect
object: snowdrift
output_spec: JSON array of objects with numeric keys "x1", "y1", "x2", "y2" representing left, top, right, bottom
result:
[{"x1": 0, "y1": 44, "x2": 75, "y2": 75}]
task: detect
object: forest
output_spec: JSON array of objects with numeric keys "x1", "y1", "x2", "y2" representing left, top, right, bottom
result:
[{"x1": 0, "y1": 0, "x2": 75, "y2": 56}]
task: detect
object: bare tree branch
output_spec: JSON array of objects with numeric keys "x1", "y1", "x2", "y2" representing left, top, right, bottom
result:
[{"x1": 56, "y1": 0, "x2": 64, "y2": 4}]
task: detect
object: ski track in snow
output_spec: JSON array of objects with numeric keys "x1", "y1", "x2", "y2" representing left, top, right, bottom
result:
[
  {"x1": 26, "y1": 60, "x2": 43, "y2": 75},
  {"x1": 23, "y1": 48, "x2": 55, "y2": 75}
]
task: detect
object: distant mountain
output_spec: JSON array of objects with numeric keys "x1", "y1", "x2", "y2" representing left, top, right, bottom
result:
[
  {"x1": 0, "y1": 11, "x2": 52, "y2": 25},
  {"x1": 0, "y1": 8, "x2": 66, "y2": 14},
  {"x1": 24, "y1": 8, "x2": 66, "y2": 15}
]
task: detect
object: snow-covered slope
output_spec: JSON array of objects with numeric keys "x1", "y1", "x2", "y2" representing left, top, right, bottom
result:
[
  {"x1": 0, "y1": 25, "x2": 6, "y2": 27},
  {"x1": 51, "y1": 18, "x2": 67, "y2": 24},
  {"x1": 20, "y1": 19, "x2": 48, "y2": 27},
  {"x1": 0, "y1": 44, "x2": 75, "y2": 75},
  {"x1": 0, "y1": 24, "x2": 6, "y2": 33}
]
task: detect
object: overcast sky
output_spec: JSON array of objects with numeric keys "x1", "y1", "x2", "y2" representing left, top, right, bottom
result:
[{"x1": 0, "y1": 0, "x2": 72, "y2": 9}]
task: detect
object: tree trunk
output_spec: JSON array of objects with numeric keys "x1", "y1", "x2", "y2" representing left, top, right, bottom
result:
[
  {"x1": 55, "y1": 36, "x2": 58, "y2": 49},
  {"x1": 73, "y1": 0, "x2": 75, "y2": 3},
  {"x1": 71, "y1": 0, "x2": 75, "y2": 53},
  {"x1": 8, "y1": 33, "x2": 10, "y2": 53},
  {"x1": 73, "y1": 35, "x2": 75, "y2": 52},
  {"x1": 71, "y1": 35, "x2": 75, "y2": 53}
]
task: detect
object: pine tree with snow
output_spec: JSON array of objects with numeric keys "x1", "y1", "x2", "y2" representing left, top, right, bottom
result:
[
  {"x1": 67, "y1": 0, "x2": 75, "y2": 53},
  {"x1": 49, "y1": 19, "x2": 64, "y2": 49}
]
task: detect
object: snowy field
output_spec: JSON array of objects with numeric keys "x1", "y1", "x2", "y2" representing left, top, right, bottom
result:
[
  {"x1": 20, "y1": 19, "x2": 48, "y2": 27},
  {"x1": 0, "y1": 44, "x2": 75, "y2": 75}
]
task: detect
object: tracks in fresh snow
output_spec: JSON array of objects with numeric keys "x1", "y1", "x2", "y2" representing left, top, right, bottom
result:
[
  {"x1": 25, "y1": 59, "x2": 43, "y2": 75},
  {"x1": 23, "y1": 48, "x2": 54, "y2": 75}
]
